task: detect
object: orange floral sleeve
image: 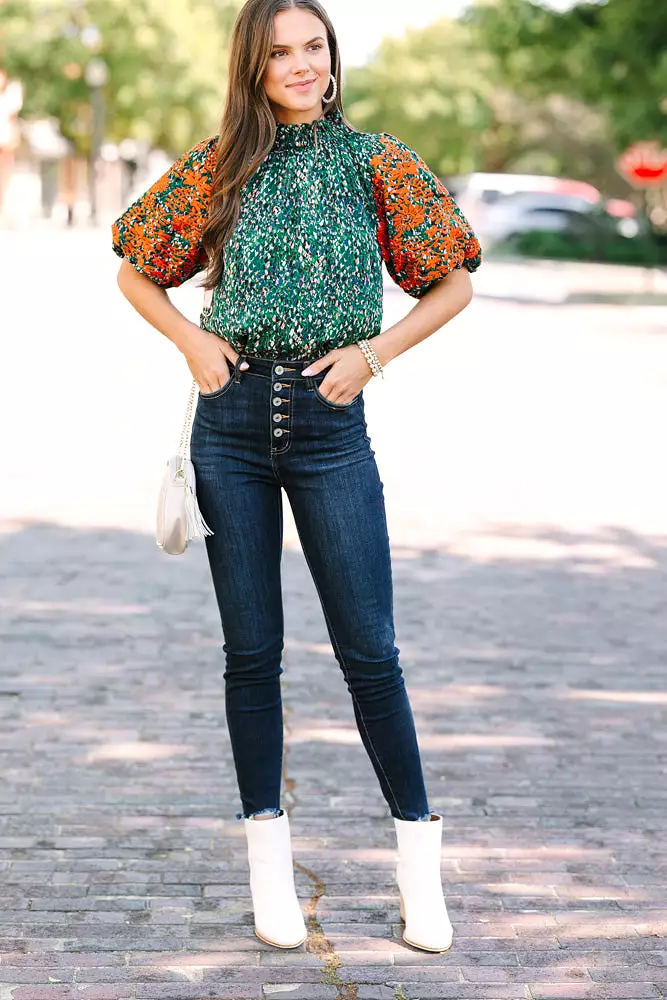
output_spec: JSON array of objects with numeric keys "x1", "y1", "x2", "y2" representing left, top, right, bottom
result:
[
  {"x1": 370, "y1": 133, "x2": 482, "y2": 298},
  {"x1": 111, "y1": 136, "x2": 218, "y2": 288}
]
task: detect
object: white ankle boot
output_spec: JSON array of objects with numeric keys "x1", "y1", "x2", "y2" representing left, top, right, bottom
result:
[
  {"x1": 394, "y1": 813, "x2": 453, "y2": 952},
  {"x1": 243, "y1": 809, "x2": 307, "y2": 949}
]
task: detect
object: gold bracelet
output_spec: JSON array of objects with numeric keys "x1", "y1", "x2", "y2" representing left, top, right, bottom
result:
[{"x1": 357, "y1": 339, "x2": 384, "y2": 378}]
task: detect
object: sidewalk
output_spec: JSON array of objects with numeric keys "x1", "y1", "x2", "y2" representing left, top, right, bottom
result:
[
  {"x1": 1, "y1": 518, "x2": 667, "y2": 999},
  {"x1": 470, "y1": 257, "x2": 667, "y2": 306}
]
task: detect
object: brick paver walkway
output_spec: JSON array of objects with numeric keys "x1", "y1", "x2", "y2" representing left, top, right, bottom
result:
[{"x1": 1, "y1": 515, "x2": 666, "y2": 999}]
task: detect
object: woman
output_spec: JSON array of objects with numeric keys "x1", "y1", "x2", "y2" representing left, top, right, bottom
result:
[{"x1": 112, "y1": 0, "x2": 481, "y2": 956}]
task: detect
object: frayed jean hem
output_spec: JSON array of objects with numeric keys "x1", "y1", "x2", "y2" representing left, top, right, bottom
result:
[
  {"x1": 391, "y1": 809, "x2": 435, "y2": 822},
  {"x1": 236, "y1": 808, "x2": 433, "y2": 821},
  {"x1": 236, "y1": 807, "x2": 282, "y2": 821}
]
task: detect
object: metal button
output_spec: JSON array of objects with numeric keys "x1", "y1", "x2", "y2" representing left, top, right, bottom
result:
[
  {"x1": 273, "y1": 397, "x2": 282, "y2": 406},
  {"x1": 274, "y1": 365, "x2": 284, "y2": 375},
  {"x1": 273, "y1": 382, "x2": 283, "y2": 391},
  {"x1": 273, "y1": 413, "x2": 282, "y2": 422},
  {"x1": 273, "y1": 428, "x2": 283, "y2": 438}
]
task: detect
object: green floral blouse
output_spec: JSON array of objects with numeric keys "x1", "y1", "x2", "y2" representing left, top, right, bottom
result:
[{"x1": 112, "y1": 107, "x2": 481, "y2": 359}]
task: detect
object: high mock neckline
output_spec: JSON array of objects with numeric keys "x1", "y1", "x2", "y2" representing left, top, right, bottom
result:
[{"x1": 272, "y1": 107, "x2": 345, "y2": 151}]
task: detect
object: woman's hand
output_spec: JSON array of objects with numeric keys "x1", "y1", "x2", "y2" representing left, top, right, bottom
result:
[
  {"x1": 181, "y1": 325, "x2": 249, "y2": 395},
  {"x1": 301, "y1": 344, "x2": 373, "y2": 404}
]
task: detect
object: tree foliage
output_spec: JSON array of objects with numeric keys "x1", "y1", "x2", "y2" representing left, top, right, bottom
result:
[
  {"x1": 344, "y1": 19, "x2": 494, "y2": 177},
  {"x1": 344, "y1": 16, "x2": 614, "y2": 188},
  {"x1": 0, "y1": 0, "x2": 242, "y2": 155},
  {"x1": 468, "y1": 0, "x2": 667, "y2": 149}
]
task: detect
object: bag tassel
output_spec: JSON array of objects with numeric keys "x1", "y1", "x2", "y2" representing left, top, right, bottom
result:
[{"x1": 184, "y1": 476, "x2": 213, "y2": 541}]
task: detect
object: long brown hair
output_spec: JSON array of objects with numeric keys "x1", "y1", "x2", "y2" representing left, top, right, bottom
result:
[{"x1": 201, "y1": 0, "x2": 344, "y2": 290}]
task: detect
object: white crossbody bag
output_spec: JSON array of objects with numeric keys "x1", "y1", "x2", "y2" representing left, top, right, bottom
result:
[{"x1": 155, "y1": 287, "x2": 215, "y2": 555}]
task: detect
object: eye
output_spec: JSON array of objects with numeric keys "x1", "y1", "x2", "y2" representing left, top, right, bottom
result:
[
  {"x1": 271, "y1": 49, "x2": 287, "y2": 58},
  {"x1": 309, "y1": 43, "x2": 323, "y2": 51}
]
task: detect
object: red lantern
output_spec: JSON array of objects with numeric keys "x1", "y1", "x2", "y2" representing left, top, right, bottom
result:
[{"x1": 616, "y1": 142, "x2": 667, "y2": 188}]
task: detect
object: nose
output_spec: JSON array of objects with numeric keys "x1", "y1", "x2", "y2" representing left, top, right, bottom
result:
[{"x1": 291, "y1": 52, "x2": 312, "y2": 75}]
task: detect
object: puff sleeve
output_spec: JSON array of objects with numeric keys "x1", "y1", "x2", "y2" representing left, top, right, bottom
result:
[
  {"x1": 111, "y1": 136, "x2": 218, "y2": 288},
  {"x1": 370, "y1": 133, "x2": 482, "y2": 298}
]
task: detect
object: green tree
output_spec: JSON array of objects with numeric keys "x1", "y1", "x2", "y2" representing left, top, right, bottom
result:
[
  {"x1": 343, "y1": 16, "x2": 614, "y2": 188},
  {"x1": 344, "y1": 18, "x2": 495, "y2": 176},
  {"x1": 0, "y1": 0, "x2": 242, "y2": 155},
  {"x1": 468, "y1": 0, "x2": 667, "y2": 149}
]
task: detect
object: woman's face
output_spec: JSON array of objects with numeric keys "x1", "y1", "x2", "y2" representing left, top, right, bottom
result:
[{"x1": 263, "y1": 7, "x2": 332, "y2": 124}]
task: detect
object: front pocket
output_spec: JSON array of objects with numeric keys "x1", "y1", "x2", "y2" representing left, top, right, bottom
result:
[
  {"x1": 198, "y1": 362, "x2": 236, "y2": 399},
  {"x1": 313, "y1": 382, "x2": 361, "y2": 410}
]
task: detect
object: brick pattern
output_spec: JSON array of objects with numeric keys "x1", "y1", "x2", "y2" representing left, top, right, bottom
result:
[{"x1": 1, "y1": 517, "x2": 666, "y2": 999}]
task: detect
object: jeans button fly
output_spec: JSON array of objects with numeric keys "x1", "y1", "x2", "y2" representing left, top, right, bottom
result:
[
  {"x1": 273, "y1": 382, "x2": 282, "y2": 391},
  {"x1": 273, "y1": 413, "x2": 282, "y2": 422},
  {"x1": 274, "y1": 365, "x2": 284, "y2": 375},
  {"x1": 273, "y1": 428, "x2": 283, "y2": 437},
  {"x1": 273, "y1": 397, "x2": 282, "y2": 406}
]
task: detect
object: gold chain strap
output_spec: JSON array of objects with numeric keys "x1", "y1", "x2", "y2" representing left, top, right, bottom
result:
[
  {"x1": 177, "y1": 379, "x2": 199, "y2": 469},
  {"x1": 176, "y1": 283, "x2": 215, "y2": 472}
]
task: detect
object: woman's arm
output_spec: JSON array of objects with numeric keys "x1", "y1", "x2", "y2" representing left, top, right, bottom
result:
[
  {"x1": 302, "y1": 133, "x2": 480, "y2": 402},
  {"x1": 300, "y1": 268, "x2": 473, "y2": 403},
  {"x1": 111, "y1": 136, "x2": 238, "y2": 393},
  {"x1": 117, "y1": 260, "x2": 247, "y2": 394},
  {"x1": 371, "y1": 266, "x2": 473, "y2": 366}
]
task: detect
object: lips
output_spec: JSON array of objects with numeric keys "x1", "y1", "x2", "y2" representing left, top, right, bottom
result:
[{"x1": 288, "y1": 79, "x2": 317, "y2": 88}]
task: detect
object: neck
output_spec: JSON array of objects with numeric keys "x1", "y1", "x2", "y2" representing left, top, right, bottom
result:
[{"x1": 272, "y1": 105, "x2": 326, "y2": 126}]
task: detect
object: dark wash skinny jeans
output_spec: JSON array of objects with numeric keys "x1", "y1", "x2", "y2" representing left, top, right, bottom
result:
[{"x1": 190, "y1": 352, "x2": 431, "y2": 822}]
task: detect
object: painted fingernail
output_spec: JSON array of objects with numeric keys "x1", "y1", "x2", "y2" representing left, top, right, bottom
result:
[
  {"x1": 240, "y1": 362, "x2": 249, "y2": 369},
  {"x1": 301, "y1": 367, "x2": 312, "y2": 376}
]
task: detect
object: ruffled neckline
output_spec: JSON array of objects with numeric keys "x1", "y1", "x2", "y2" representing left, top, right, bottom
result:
[{"x1": 272, "y1": 106, "x2": 345, "y2": 152}]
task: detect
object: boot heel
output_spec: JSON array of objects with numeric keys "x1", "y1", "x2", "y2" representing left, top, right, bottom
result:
[
  {"x1": 399, "y1": 890, "x2": 405, "y2": 922},
  {"x1": 255, "y1": 925, "x2": 307, "y2": 949}
]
